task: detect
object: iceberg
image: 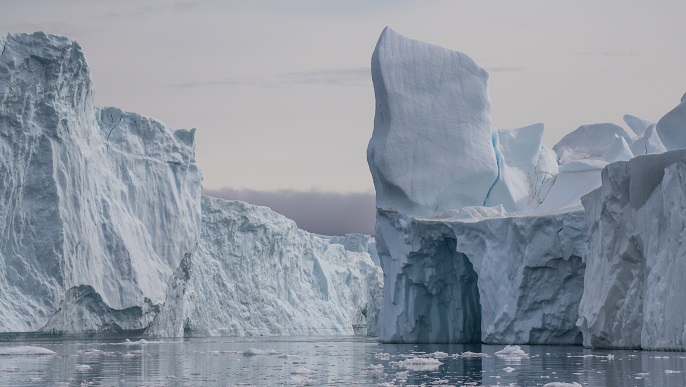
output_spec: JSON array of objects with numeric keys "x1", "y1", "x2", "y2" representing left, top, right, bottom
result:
[
  {"x1": 368, "y1": 27, "x2": 686, "y2": 348},
  {"x1": 579, "y1": 147, "x2": 686, "y2": 350},
  {"x1": 0, "y1": 32, "x2": 201, "y2": 332},
  {"x1": 150, "y1": 197, "x2": 382, "y2": 337},
  {"x1": 367, "y1": 28, "x2": 641, "y2": 345},
  {"x1": 0, "y1": 31, "x2": 381, "y2": 337}
]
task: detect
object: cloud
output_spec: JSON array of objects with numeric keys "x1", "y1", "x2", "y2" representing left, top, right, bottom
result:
[
  {"x1": 575, "y1": 50, "x2": 639, "y2": 57},
  {"x1": 203, "y1": 187, "x2": 376, "y2": 236},
  {"x1": 170, "y1": 67, "x2": 370, "y2": 89},
  {"x1": 487, "y1": 66, "x2": 522, "y2": 72}
]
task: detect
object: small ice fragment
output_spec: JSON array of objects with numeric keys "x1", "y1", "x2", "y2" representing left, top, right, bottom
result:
[
  {"x1": 394, "y1": 371, "x2": 409, "y2": 382},
  {"x1": 422, "y1": 351, "x2": 449, "y2": 359},
  {"x1": 665, "y1": 370, "x2": 682, "y2": 374},
  {"x1": 243, "y1": 348, "x2": 280, "y2": 356},
  {"x1": 503, "y1": 367, "x2": 515, "y2": 372},
  {"x1": 374, "y1": 352, "x2": 391, "y2": 360},
  {"x1": 494, "y1": 345, "x2": 527, "y2": 357},
  {"x1": 542, "y1": 383, "x2": 582, "y2": 387},
  {"x1": 456, "y1": 351, "x2": 488, "y2": 358},
  {"x1": 291, "y1": 367, "x2": 316, "y2": 375},
  {"x1": 0, "y1": 346, "x2": 55, "y2": 356},
  {"x1": 75, "y1": 364, "x2": 91, "y2": 371},
  {"x1": 390, "y1": 357, "x2": 442, "y2": 371}
]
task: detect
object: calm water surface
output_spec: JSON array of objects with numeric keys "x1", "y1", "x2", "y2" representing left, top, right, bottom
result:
[{"x1": 0, "y1": 336, "x2": 685, "y2": 386}]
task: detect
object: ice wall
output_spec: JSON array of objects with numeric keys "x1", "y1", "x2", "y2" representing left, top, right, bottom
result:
[
  {"x1": 151, "y1": 197, "x2": 383, "y2": 337},
  {"x1": 0, "y1": 31, "x2": 381, "y2": 337},
  {"x1": 579, "y1": 148, "x2": 686, "y2": 350},
  {"x1": 376, "y1": 209, "x2": 586, "y2": 344},
  {"x1": 0, "y1": 32, "x2": 202, "y2": 332}
]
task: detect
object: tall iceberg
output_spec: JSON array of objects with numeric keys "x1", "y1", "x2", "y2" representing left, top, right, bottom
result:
[
  {"x1": 0, "y1": 32, "x2": 202, "y2": 332},
  {"x1": 0, "y1": 31, "x2": 382, "y2": 337},
  {"x1": 369, "y1": 28, "x2": 590, "y2": 344}
]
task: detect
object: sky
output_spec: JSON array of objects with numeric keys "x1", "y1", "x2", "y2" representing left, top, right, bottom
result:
[{"x1": 2, "y1": 0, "x2": 685, "y2": 235}]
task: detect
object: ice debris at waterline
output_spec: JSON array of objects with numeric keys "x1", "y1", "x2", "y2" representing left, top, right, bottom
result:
[
  {"x1": 368, "y1": 27, "x2": 686, "y2": 348},
  {"x1": 0, "y1": 31, "x2": 381, "y2": 337}
]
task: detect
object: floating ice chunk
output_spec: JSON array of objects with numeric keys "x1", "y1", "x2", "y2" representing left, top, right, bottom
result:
[
  {"x1": 542, "y1": 383, "x2": 582, "y2": 387},
  {"x1": 665, "y1": 370, "x2": 683, "y2": 374},
  {"x1": 390, "y1": 357, "x2": 442, "y2": 371},
  {"x1": 243, "y1": 348, "x2": 281, "y2": 356},
  {"x1": 291, "y1": 367, "x2": 316, "y2": 375},
  {"x1": 494, "y1": 345, "x2": 528, "y2": 357},
  {"x1": 623, "y1": 114, "x2": 654, "y2": 137},
  {"x1": 455, "y1": 351, "x2": 488, "y2": 358},
  {"x1": 75, "y1": 364, "x2": 91, "y2": 371},
  {"x1": 422, "y1": 351, "x2": 449, "y2": 359},
  {"x1": 374, "y1": 352, "x2": 391, "y2": 360},
  {"x1": 0, "y1": 346, "x2": 55, "y2": 355},
  {"x1": 503, "y1": 367, "x2": 516, "y2": 372},
  {"x1": 394, "y1": 371, "x2": 409, "y2": 382}
]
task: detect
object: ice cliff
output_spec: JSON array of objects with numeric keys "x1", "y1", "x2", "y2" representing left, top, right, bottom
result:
[
  {"x1": 0, "y1": 32, "x2": 381, "y2": 337},
  {"x1": 368, "y1": 27, "x2": 686, "y2": 346},
  {"x1": 579, "y1": 147, "x2": 686, "y2": 350},
  {"x1": 0, "y1": 32, "x2": 201, "y2": 332},
  {"x1": 150, "y1": 197, "x2": 382, "y2": 337}
]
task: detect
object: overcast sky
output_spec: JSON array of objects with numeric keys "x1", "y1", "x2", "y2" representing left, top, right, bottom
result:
[{"x1": 2, "y1": 0, "x2": 685, "y2": 234}]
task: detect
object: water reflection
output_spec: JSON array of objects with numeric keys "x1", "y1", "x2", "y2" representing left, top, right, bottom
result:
[{"x1": 1, "y1": 337, "x2": 686, "y2": 386}]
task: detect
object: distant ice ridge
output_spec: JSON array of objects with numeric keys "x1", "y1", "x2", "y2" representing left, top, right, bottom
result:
[
  {"x1": 0, "y1": 31, "x2": 381, "y2": 337},
  {"x1": 369, "y1": 27, "x2": 686, "y2": 345},
  {"x1": 150, "y1": 197, "x2": 382, "y2": 337}
]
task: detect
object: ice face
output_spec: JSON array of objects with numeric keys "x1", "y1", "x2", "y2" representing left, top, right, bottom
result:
[
  {"x1": 623, "y1": 114, "x2": 654, "y2": 137},
  {"x1": 0, "y1": 31, "x2": 380, "y2": 337},
  {"x1": 367, "y1": 27, "x2": 498, "y2": 217},
  {"x1": 656, "y1": 99, "x2": 686, "y2": 151},
  {"x1": 485, "y1": 124, "x2": 559, "y2": 211},
  {"x1": 579, "y1": 148, "x2": 686, "y2": 350},
  {"x1": 375, "y1": 209, "x2": 587, "y2": 344},
  {"x1": 0, "y1": 32, "x2": 202, "y2": 332},
  {"x1": 149, "y1": 196, "x2": 383, "y2": 337},
  {"x1": 553, "y1": 123, "x2": 634, "y2": 166}
]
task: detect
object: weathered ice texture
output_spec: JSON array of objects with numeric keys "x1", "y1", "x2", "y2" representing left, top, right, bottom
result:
[
  {"x1": 367, "y1": 27, "x2": 498, "y2": 217},
  {"x1": 579, "y1": 148, "x2": 686, "y2": 350},
  {"x1": 376, "y1": 208, "x2": 586, "y2": 344},
  {"x1": 158, "y1": 197, "x2": 383, "y2": 337},
  {"x1": 0, "y1": 31, "x2": 381, "y2": 338},
  {"x1": 0, "y1": 32, "x2": 202, "y2": 332}
]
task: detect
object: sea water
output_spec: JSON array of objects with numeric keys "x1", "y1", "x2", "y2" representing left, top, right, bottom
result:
[{"x1": 0, "y1": 336, "x2": 684, "y2": 386}]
